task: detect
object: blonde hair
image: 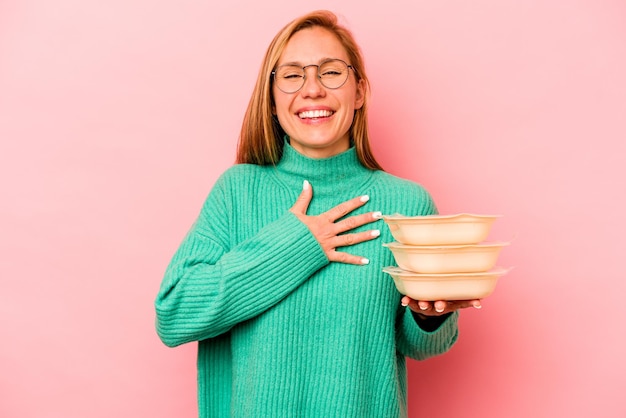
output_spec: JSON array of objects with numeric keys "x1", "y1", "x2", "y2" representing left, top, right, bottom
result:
[{"x1": 236, "y1": 10, "x2": 383, "y2": 170}]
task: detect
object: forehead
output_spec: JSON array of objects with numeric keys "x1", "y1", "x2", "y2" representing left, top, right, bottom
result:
[{"x1": 278, "y1": 26, "x2": 350, "y2": 65}]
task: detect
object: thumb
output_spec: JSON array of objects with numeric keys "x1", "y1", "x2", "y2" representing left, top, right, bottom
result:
[{"x1": 290, "y1": 180, "x2": 313, "y2": 215}]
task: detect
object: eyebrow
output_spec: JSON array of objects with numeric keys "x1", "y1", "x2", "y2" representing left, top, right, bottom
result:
[{"x1": 277, "y1": 57, "x2": 338, "y2": 67}]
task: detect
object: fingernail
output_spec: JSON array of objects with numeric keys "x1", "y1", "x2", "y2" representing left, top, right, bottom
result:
[
  {"x1": 360, "y1": 258, "x2": 369, "y2": 265},
  {"x1": 371, "y1": 229, "x2": 380, "y2": 237},
  {"x1": 419, "y1": 304, "x2": 428, "y2": 311},
  {"x1": 372, "y1": 211, "x2": 382, "y2": 219},
  {"x1": 303, "y1": 180, "x2": 310, "y2": 190},
  {"x1": 360, "y1": 195, "x2": 370, "y2": 203},
  {"x1": 435, "y1": 306, "x2": 444, "y2": 313},
  {"x1": 474, "y1": 303, "x2": 482, "y2": 309},
  {"x1": 401, "y1": 300, "x2": 408, "y2": 307}
]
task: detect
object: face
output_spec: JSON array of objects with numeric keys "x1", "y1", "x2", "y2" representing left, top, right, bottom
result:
[{"x1": 272, "y1": 26, "x2": 365, "y2": 159}]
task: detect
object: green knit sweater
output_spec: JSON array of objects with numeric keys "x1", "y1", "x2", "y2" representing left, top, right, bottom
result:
[{"x1": 155, "y1": 142, "x2": 459, "y2": 417}]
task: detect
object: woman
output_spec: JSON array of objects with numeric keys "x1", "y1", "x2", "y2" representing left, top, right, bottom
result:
[{"x1": 155, "y1": 10, "x2": 481, "y2": 417}]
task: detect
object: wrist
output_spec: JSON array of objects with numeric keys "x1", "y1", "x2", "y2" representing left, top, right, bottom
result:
[{"x1": 411, "y1": 310, "x2": 452, "y2": 332}]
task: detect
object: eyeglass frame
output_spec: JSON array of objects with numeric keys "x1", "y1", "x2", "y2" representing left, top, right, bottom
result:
[{"x1": 271, "y1": 58, "x2": 357, "y2": 94}]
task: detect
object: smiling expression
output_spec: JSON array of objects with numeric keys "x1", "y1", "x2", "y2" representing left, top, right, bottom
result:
[{"x1": 272, "y1": 26, "x2": 365, "y2": 159}]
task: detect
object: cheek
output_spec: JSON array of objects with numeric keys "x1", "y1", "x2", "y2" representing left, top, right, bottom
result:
[
  {"x1": 339, "y1": 92, "x2": 358, "y2": 118},
  {"x1": 273, "y1": 95, "x2": 291, "y2": 117},
  {"x1": 272, "y1": 87, "x2": 290, "y2": 113}
]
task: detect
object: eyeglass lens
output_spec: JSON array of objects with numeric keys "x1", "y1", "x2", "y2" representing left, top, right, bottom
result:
[{"x1": 274, "y1": 59, "x2": 350, "y2": 93}]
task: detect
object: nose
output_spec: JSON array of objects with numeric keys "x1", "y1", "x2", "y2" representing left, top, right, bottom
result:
[{"x1": 300, "y1": 65, "x2": 326, "y2": 98}]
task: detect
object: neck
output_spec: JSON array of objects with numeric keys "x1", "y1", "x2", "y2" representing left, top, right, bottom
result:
[
  {"x1": 275, "y1": 140, "x2": 372, "y2": 197},
  {"x1": 288, "y1": 137, "x2": 350, "y2": 160}
]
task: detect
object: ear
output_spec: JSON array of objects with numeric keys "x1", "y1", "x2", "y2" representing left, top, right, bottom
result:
[{"x1": 354, "y1": 78, "x2": 366, "y2": 110}]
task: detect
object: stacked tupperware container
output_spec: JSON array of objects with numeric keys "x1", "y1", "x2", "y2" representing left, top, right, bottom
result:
[{"x1": 381, "y1": 214, "x2": 511, "y2": 301}]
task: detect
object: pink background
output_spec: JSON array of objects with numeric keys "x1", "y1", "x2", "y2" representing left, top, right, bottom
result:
[{"x1": 1, "y1": 0, "x2": 625, "y2": 417}]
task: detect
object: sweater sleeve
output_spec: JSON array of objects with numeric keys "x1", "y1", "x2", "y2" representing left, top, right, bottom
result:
[
  {"x1": 395, "y1": 309, "x2": 459, "y2": 360},
  {"x1": 155, "y1": 174, "x2": 329, "y2": 347}
]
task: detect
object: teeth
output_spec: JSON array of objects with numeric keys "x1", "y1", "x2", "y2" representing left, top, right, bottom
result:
[{"x1": 298, "y1": 110, "x2": 333, "y2": 119}]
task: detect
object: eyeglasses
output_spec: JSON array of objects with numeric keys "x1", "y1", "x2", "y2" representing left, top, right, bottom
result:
[{"x1": 272, "y1": 58, "x2": 355, "y2": 94}]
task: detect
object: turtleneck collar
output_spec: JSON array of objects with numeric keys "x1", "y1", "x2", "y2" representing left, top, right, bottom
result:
[{"x1": 274, "y1": 139, "x2": 373, "y2": 194}]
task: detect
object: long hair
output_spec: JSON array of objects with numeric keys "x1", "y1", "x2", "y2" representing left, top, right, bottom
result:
[{"x1": 236, "y1": 10, "x2": 383, "y2": 170}]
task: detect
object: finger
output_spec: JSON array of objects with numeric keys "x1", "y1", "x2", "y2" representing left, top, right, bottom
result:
[
  {"x1": 404, "y1": 297, "x2": 422, "y2": 312},
  {"x1": 446, "y1": 299, "x2": 482, "y2": 310},
  {"x1": 333, "y1": 211, "x2": 382, "y2": 234},
  {"x1": 434, "y1": 300, "x2": 447, "y2": 313},
  {"x1": 327, "y1": 250, "x2": 370, "y2": 266},
  {"x1": 405, "y1": 298, "x2": 432, "y2": 315},
  {"x1": 289, "y1": 180, "x2": 313, "y2": 215},
  {"x1": 329, "y1": 229, "x2": 380, "y2": 249},
  {"x1": 324, "y1": 194, "x2": 370, "y2": 222},
  {"x1": 418, "y1": 301, "x2": 431, "y2": 311}
]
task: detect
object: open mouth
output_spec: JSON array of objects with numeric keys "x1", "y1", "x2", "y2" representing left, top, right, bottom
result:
[{"x1": 298, "y1": 109, "x2": 334, "y2": 119}]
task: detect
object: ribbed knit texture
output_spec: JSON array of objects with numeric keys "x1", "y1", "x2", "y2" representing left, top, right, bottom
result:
[{"x1": 155, "y1": 142, "x2": 459, "y2": 418}]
